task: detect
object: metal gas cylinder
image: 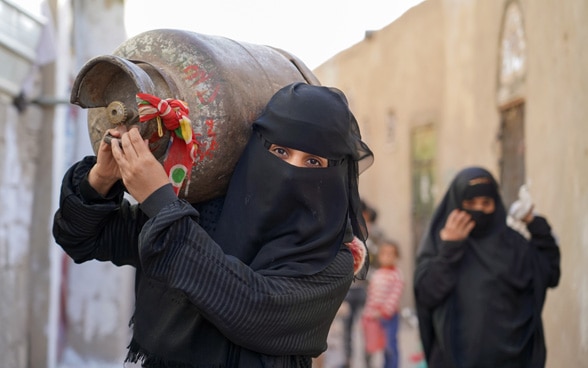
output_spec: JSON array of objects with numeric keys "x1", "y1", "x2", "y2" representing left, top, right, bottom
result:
[{"x1": 71, "y1": 28, "x2": 320, "y2": 203}]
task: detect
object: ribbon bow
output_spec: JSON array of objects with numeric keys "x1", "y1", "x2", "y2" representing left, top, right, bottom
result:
[{"x1": 136, "y1": 93, "x2": 198, "y2": 195}]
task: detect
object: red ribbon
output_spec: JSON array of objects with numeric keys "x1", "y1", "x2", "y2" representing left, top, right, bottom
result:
[{"x1": 136, "y1": 93, "x2": 197, "y2": 195}]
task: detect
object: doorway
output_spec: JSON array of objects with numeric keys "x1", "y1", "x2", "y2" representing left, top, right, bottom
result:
[
  {"x1": 410, "y1": 124, "x2": 436, "y2": 259},
  {"x1": 499, "y1": 101, "x2": 526, "y2": 207}
]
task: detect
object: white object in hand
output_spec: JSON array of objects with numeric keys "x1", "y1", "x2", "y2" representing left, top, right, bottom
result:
[{"x1": 509, "y1": 184, "x2": 533, "y2": 221}]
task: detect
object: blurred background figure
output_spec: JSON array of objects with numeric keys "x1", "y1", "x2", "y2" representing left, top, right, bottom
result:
[
  {"x1": 361, "y1": 200, "x2": 384, "y2": 261},
  {"x1": 341, "y1": 200, "x2": 384, "y2": 367},
  {"x1": 362, "y1": 240, "x2": 404, "y2": 368},
  {"x1": 322, "y1": 200, "x2": 383, "y2": 368},
  {"x1": 414, "y1": 167, "x2": 560, "y2": 368}
]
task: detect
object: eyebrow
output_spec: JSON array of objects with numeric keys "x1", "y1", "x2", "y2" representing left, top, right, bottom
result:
[
  {"x1": 468, "y1": 177, "x2": 491, "y2": 185},
  {"x1": 462, "y1": 197, "x2": 493, "y2": 201}
]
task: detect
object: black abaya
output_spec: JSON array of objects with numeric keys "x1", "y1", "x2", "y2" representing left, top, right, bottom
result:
[{"x1": 414, "y1": 167, "x2": 560, "y2": 368}]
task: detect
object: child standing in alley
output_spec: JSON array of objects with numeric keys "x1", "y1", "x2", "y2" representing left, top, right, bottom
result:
[{"x1": 362, "y1": 239, "x2": 404, "y2": 368}]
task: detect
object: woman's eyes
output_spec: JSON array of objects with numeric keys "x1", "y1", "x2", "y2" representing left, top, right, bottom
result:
[
  {"x1": 268, "y1": 144, "x2": 328, "y2": 168},
  {"x1": 307, "y1": 157, "x2": 325, "y2": 167},
  {"x1": 461, "y1": 197, "x2": 495, "y2": 209},
  {"x1": 271, "y1": 147, "x2": 287, "y2": 156}
]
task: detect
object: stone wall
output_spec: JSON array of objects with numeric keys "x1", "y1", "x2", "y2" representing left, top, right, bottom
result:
[
  {"x1": 0, "y1": 99, "x2": 42, "y2": 368},
  {"x1": 314, "y1": 0, "x2": 588, "y2": 365}
]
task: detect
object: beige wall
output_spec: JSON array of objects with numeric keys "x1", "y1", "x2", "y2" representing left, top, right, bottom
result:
[
  {"x1": 317, "y1": 0, "x2": 446, "y2": 309},
  {"x1": 524, "y1": 0, "x2": 588, "y2": 364},
  {"x1": 314, "y1": 0, "x2": 588, "y2": 365}
]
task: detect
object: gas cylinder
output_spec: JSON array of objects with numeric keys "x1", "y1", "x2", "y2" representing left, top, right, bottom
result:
[{"x1": 70, "y1": 28, "x2": 320, "y2": 203}]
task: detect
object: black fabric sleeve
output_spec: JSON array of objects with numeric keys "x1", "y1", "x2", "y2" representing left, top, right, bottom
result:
[
  {"x1": 414, "y1": 239, "x2": 468, "y2": 309},
  {"x1": 527, "y1": 215, "x2": 561, "y2": 288},
  {"x1": 137, "y1": 199, "x2": 354, "y2": 356},
  {"x1": 139, "y1": 184, "x2": 178, "y2": 218},
  {"x1": 52, "y1": 156, "x2": 146, "y2": 267}
]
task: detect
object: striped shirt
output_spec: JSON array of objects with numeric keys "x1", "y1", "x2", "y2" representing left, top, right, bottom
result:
[{"x1": 363, "y1": 266, "x2": 404, "y2": 319}]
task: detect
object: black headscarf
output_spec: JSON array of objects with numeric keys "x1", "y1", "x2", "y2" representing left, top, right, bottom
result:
[
  {"x1": 415, "y1": 167, "x2": 537, "y2": 367},
  {"x1": 433, "y1": 167, "x2": 505, "y2": 238},
  {"x1": 214, "y1": 82, "x2": 373, "y2": 277}
]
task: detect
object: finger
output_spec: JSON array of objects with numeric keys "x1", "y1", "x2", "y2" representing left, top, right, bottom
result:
[
  {"x1": 97, "y1": 136, "x2": 112, "y2": 152},
  {"x1": 110, "y1": 138, "x2": 125, "y2": 163},
  {"x1": 128, "y1": 128, "x2": 150, "y2": 156},
  {"x1": 103, "y1": 126, "x2": 128, "y2": 146},
  {"x1": 523, "y1": 205, "x2": 535, "y2": 223},
  {"x1": 464, "y1": 219, "x2": 476, "y2": 234},
  {"x1": 106, "y1": 127, "x2": 123, "y2": 138},
  {"x1": 446, "y1": 209, "x2": 459, "y2": 223},
  {"x1": 454, "y1": 210, "x2": 471, "y2": 225},
  {"x1": 121, "y1": 128, "x2": 146, "y2": 159},
  {"x1": 526, "y1": 205, "x2": 535, "y2": 217},
  {"x1": 447, "y1": 209, "x2": 468, "y2": 228},
  {"x1": 120, "y1": 131, "x2": 140, "y2": 159}
]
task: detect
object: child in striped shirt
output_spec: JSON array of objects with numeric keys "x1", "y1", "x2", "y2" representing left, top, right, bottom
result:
[{"x1": 362, "y1": 239, "x2": 404, "y2": 368}]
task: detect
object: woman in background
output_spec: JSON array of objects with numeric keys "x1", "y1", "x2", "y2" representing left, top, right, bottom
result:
[{"x1": 414, "y1": 167, "x2": 560, "y2": 368}]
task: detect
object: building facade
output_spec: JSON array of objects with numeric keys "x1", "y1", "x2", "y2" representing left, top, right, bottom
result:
[
  {"x1": 314, "y1": 0, "x2": 588, "y2": 366},
  {"x1": 0, "y1": 0, "x2": 134, "y2": 367}
]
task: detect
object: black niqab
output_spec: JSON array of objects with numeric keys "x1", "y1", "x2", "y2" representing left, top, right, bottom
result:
[{"x1": 214, "y1": 82, "x2": 373, "y2": 277}]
